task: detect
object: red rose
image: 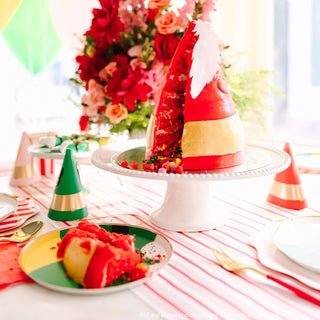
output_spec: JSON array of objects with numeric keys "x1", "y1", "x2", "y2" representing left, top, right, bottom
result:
[
  {"x1": 79, "y1": 115, "x2": 89, "y2": 131},
  {"x1": 106, "y1": 66, "x2": 152, "y2": 111},
  {"x1": 154, "y1": 33, "x2": 180, "y2": 65}
]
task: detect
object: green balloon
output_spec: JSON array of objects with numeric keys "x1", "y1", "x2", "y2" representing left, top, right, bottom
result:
[{"x1": 1, "y1": 0, "x2": 62, "y2": 74}]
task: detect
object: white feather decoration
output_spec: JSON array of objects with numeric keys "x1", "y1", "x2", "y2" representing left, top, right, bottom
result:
[{"x1": 190, "y1": 21, "x2": 220, "y2": 99}]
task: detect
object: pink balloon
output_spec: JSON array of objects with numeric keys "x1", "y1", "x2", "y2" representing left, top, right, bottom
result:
[{"x1": 49, "y1": 0, "x2": 100, "y2": 54}]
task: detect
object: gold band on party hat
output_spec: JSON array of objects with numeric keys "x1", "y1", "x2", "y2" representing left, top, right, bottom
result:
[
  {"x1": 50, "y1": 192, "x2": 86, "y2": 212},
  {"x1": 12, "y1": 163, "x2": 37, "y2": 179},
  {"x1": 269, "y1": 181, "x2": 305, "y2": 201}
]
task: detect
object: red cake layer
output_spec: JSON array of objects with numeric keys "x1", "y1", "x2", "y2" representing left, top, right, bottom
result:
[
  {"x1": 83, "y1": 241, "x2": 141, "y2": 288},
  {"x1": 57, "y1": 221, "x2": 148, "y2": 288}
]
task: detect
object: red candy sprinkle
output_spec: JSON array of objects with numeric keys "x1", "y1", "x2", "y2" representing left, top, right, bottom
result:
[
  {"x1": 130, "y1": 161, "x2": 138, "y2": 170},
  {"x1": 121, "y1": 161, "x2": 128, "y2": 168},
  {"x1": 175, "y1": 165, "x2": 183, "y2": 174}
]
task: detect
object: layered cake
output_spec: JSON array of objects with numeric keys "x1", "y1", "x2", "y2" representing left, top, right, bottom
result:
[
  {"x1": 57, "y1": 221, "x2": 149, "y2": 288},
  {"x1": 145, "y1": 21, "x2": 245, "y2": 172}
]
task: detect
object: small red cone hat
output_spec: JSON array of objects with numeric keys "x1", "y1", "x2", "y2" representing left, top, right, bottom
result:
[
  {"x1": 48, "y1": 149, "x2": 88, "y2": 221},
  {"x1": 146, "y1": 20, "x2": 245, "y2": 170},
  {"x1": 10, "y1": 132, "x2": 41, "y2": 186},
  {"x1": 267, "y1": 142, "x2": 307, "y2": 210}
]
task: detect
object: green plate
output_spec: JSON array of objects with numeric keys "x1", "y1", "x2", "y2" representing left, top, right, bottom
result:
[{"x1": 20, "y1": 224, "x2": 173, "y2": 294}]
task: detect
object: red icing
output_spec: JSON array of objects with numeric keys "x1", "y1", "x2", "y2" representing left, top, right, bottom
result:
[
  {"x1": 80, "y1": 240, "x2": 93, "y2": 254},
  {"x1": 184, "y1": 71, "x2": 236, "y2": 122},
  {"x1": 57, "y1": 228, "x2": 97, "y2": 258},
  {"x1": 183, "y1": 150, "x2": 245, "y2": 170}
]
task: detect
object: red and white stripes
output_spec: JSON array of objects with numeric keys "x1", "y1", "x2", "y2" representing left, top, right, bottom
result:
[{"x1": 1, "y1": 165, "x2": 320, "y2": 319}]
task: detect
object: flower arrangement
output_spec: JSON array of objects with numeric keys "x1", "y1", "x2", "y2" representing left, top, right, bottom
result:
[
  {"x1": 72, "y1": 0, "x2": 216, "y2": 135},
  {"x1": 72, "y1": 0, "x2": 275, "y2": 138}
]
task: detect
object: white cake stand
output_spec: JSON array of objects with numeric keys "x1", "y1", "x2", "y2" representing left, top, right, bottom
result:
[{"x1": 91, "y1": 140, "x2": 290, "y2": 232}]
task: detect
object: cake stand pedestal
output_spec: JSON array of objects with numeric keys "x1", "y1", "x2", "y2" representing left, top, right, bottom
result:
[{"x1": 91, "y1": 141, "x2": 290, "y2": 232}]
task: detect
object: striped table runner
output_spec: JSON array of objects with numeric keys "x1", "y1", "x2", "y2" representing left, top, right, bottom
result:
[{"x1": 1, "y1": 163, "x2": 320, "y2": 320}]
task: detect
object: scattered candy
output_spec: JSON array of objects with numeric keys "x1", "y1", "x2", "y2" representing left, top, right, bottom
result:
[
  {"x1": 141, "y1": 142, "x2": 185, "y2": 174},
  {"x1": 130, "y1": 161, "x2": 138, "y2": 170},
  {"x1": 121, "y1": 161, "x2": 128, "y2": 168},
  {"x1": 158, "y1": 168, "x2": 167, "y2": 174}
]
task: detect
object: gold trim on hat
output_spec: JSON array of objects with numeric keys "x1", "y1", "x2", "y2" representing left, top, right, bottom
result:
[
  {"x1": 181, "y1": 113, "x2": 244, "y2": 157},
  {"x1": 50, "y1": 192, "x2": 86, "y2": 212},
  {"x1": 269, "y1": 180, "x2": 305, "y2": 201},
  {"x1": 13, "y1": 163, "x2": 38, "y2": 179}
]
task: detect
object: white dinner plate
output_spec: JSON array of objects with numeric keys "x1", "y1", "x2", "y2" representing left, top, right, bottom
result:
[
  {"x1": 251, "y1": 217, "x2": 320, "y2": 290},
  {"x1": 0, "y1": 193, "x2": 17, "y2": 222},
  {"x1": 274, "y1": 216, "x2": 320, "y2": 272}
]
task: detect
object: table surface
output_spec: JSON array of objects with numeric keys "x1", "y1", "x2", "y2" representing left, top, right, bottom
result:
[{"x1": 0, "y1": 147, "x2": 320, "y2": 320}]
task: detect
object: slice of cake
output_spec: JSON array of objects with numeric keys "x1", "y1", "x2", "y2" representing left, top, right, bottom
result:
[
  {"x1": 57, "y1": 221, "x2": 149, "y2": 289},
  {"x1": 145, "y1": 20, "x2": 245, "y2": 172}
]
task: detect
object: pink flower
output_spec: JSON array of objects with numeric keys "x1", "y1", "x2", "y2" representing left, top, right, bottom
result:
[
  {"x1": 155, "y1": 11, "x2": 179, "y2": 35},
  {"x1": 83, "y1": 104, "x2": 99, "y2": 117},
  {"x1": 128, "y1": 45, "x2": 143, "y2": 57},
  {"x1": 130, "y1": 58, "x2": 148, "y2": 70},
  {"x1": 199, "y1": 0, "x2": 216, "y2": 22},
  {"x1": 178, "y1": 1, "x2": 196, "y2": 28},
  {"x1": 144, "y1": 59, "x2": 166, "y2": 104},
  {"x1": 119, "y1": 0, "x2": 148, "y2": 32},
  {"x1": 87, "y1": 79, "x2": 106, "y2": 109},
  {"x1": 99, "y1": 62, "x2": 118, "y2": 82},
  {"x1": 81, "y1": 94, "x2": 88, "y2": 105},
  {"x1": 105, "y1": 103, "x2": 128, "y2": 124},
  {"x1": 148, "y1": 0, "x2": 171, "y2": 10}
]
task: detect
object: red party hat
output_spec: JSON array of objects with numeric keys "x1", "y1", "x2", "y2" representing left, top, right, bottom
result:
[{"x1": 267, "y1": 142, "x2": 307, "y2": 210}]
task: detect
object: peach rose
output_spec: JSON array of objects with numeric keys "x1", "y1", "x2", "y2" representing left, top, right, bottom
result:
[
  {"x1": 99, "y1": 62, "x2": 118, "y2": 82},
  {"x1": 87, "y1": 79, "x2": 105, "y2": 108},
  {"x1": 148, "y1": 0, "x2": 170, "y2": 10},
  {"x1": 155, "y1": 11, "x2": 179, "y2": 35},
  {"x1": 105, "y1": 103, "x2": 128, "y2": 124}
]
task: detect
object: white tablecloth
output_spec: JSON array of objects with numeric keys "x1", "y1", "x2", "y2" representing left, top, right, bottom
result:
[{"x1": 0, "y1": 157, "x2": 320, "y2": 320}]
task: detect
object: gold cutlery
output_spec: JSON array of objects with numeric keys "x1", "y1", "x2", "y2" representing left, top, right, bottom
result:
[
  {"x1": 212, "y1": 247, "x2": 320, "y2": 306},
  {"x1": 0, "y1": 220, "x2": 44, "y2": 243}
]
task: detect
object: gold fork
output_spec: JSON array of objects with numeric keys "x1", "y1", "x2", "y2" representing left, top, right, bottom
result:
[{"x1": 211, "y1": 247, "x2": 320, "y2": 306}]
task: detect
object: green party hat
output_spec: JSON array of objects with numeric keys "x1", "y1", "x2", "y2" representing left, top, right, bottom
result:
[{"x1": 48, "y1": 149, "x2": 88, "y2": 221}]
